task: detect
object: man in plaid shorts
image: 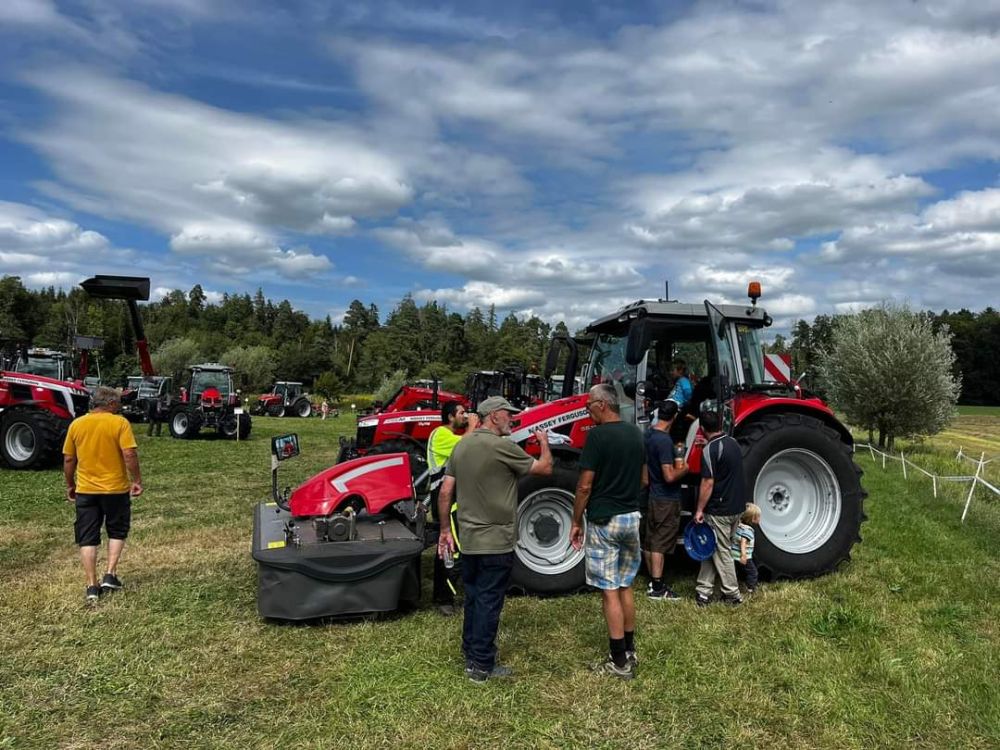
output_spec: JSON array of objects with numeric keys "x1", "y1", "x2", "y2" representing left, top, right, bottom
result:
[{"x1": 570, "y1": 383, "x2": 647, "y2": 680}]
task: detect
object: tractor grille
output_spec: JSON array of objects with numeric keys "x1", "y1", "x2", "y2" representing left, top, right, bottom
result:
[
  {"x1": 356, "y1": 424, "x2": 376, "y2": 450},
  {"x1": 71, "y1": 393, "x2": 91, "y2": 416}
]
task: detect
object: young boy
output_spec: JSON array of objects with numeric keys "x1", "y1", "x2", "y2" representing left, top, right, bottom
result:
[{"x1": 732, "y1": 504, "x2": 761, "y2": 594}]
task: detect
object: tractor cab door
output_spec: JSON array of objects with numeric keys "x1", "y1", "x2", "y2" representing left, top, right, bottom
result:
[{"x1": 703, "y1": 301, "x2": 736, "y2": 433}]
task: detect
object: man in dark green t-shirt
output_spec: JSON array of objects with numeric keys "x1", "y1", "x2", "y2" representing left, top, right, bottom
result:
[
  {"x1": 437, "y1": 396, "x2": 552, "y2": 683},
  {"x1": 571, "y1": 383, "x2": 647, "y2": 680}
]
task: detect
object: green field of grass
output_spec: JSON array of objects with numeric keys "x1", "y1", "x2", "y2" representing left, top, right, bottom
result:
[{"x1": 1, "y1": 413, "x2": 998, "y2": 749}]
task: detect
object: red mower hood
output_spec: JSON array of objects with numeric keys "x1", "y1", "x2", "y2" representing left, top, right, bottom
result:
[{"x1": 289, "y1": 452, "x2": 416, "y2": 518}]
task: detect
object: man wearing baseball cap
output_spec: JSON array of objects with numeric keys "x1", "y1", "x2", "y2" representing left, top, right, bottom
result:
[{"x1": 437, "y1": 396, "x2": 552, "y2": 683}]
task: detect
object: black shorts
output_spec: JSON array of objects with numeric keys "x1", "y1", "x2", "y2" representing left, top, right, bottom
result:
[{"x1": 74, "y1": 493, "x2": 131, "y2": 547}]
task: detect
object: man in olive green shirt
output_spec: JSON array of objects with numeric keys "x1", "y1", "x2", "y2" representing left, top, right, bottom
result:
[{"x1": 437, "y1": 396, "x2": 552, "y2": 682}]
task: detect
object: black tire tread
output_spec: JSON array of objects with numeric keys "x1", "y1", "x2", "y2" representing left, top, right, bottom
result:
[{"x1": 0, "y1": 406, "x2": 66, "y2": 469}]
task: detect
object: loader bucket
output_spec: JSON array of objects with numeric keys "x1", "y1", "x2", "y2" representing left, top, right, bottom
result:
[{"x1": 80, "y1": 275, "x2": 150, "y2": 301}]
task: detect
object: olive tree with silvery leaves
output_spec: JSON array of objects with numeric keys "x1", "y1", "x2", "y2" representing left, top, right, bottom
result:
[{"x1": 817, "y1": 303, "x2": 960, "y2": 451}]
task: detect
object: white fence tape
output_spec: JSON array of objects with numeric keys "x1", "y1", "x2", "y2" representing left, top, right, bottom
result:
[
  {"x1": 956, "y1": 447, "x2": 993, "y2": 466},
  {"x1": 857, "y1": 443, "x2": 998, "y2": 523}
]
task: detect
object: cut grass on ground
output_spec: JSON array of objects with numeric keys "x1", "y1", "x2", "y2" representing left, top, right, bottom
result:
[{"x1": 1, "y1": 413, "x2": 998, "y2": 749}]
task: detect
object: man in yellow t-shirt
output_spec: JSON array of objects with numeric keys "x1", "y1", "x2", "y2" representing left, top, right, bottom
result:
[
  {"x1": 63, "y1": 386, "x2": 143, "y2": 604},
  {"x1": 426, "y1": 401, "x2": 478, "y2": 615}
]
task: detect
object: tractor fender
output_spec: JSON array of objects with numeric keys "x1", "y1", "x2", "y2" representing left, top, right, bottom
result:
[
  {"x1": 288, "y1": 452, "x2": 415, "y2": 519},
  {"x1": 734, "y1": 401, "x2": 853, "y2": 447}
]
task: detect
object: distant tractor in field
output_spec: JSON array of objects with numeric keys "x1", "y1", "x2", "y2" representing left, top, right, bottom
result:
[
  {"x1": 255, "y1": 382, "x2": 313, "y2": 418},
  {"x1": 168, "y1": 363, "x2": 251, "y2": 440}
]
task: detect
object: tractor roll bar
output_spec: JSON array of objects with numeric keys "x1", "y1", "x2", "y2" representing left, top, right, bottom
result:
[{"x1": 80, "y1": 275, "x2": 154, "y2": 377}]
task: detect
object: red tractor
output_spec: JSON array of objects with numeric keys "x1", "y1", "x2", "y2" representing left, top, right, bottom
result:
[
  {"x1": 254, "y1": 381, "x2": 313, "y2": 418},
  {"x1": 0, "y1": 365, "x2": 91, "y2": 469},
  {"x1": 337, "y1": 383, "x2": 469, "y2": 474},
  {"x1": 168, "y1": 363, "x2": 251, "y2": 440},
  {"x1": 300, "y1": 282, "x2": 865, "y2": 596}
]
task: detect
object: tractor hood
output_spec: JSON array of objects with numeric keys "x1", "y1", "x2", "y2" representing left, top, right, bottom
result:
[{"x1": 508, "y1": 394, "x2": 593, "y2": 446}]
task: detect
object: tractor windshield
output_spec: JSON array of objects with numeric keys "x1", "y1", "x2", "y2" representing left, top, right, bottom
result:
[
  {"x1": 733, "y1": 324, "x2": 768, "y2": 386},
  {"x1": 192, "y1": 370, "x2": 232, "y2": 397},
  {"x1": 17, "y1": 356, "x2": 65, "y2": 380},
  {"x1": 585, "y1": 333, "x2": 637, "y2": 422}
]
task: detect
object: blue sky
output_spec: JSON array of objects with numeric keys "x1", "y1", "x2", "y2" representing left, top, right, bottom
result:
[{"x1": 1, "y1": 0, "x2": 998, "y2": 331}]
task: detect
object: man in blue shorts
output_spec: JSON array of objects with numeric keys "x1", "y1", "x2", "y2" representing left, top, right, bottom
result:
[{"x1": 571, "y1": 383, "x2": 647, "y2": 680}]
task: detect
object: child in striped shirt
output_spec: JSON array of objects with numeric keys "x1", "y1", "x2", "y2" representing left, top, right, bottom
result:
[{"x1": 731, "y1": 504, "x2": 761, "y2": 594}]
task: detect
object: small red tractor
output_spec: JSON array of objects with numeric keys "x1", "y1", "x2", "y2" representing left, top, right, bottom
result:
[
  {"x1": 303, "y1": 282, "x2": 865, "y2": 596},
  {"x1": 254, "y1": 381, "x2": 313, "y2": 418},
  {"x1": 337, "y1": 383, "x2": 469, "y2": 474},
  {"x1": 168, "y1": 363, "x2": 251, "y2": 440}
]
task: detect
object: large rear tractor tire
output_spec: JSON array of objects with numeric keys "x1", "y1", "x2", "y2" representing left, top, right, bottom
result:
[
  {"x1": 169, "y1": 407, "x2": 202, "y2": 440},
  {"x1": 0, "y1": 407, "x2": 65, "y2": 469},
  {"x1": 510, "y1": 463, "x2": 586, "y2": 595},
  {"x1": 294, "y1": 398, "x2": 312, "y2": 418},
  {"x1": 738, "y1": 412, "x2": 866, "y2": 579}
]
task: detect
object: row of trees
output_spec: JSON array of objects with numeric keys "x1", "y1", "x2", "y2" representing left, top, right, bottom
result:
[{"x1": 0, "y1": 276, "x2": 562, "y2": 400}]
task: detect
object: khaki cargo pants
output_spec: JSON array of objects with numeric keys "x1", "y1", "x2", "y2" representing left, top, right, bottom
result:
[{"x1": 695, "y1": 513, "x2": 741, "y2": 599}]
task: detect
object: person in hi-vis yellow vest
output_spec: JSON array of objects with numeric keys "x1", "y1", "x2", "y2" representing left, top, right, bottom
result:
[{"x1": 426, "y1": 401, "x2": 479, "y2": 615}]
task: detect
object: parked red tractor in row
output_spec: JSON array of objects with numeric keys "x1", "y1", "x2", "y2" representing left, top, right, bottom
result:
[
  {"x1": 253, "y1": 382, "x2": 313, "y2": 418},
  {"x1": 314, "y1": 282, "x2": 865, "y2": 595}
]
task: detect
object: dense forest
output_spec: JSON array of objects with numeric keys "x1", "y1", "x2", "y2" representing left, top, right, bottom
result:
[
  {"x1": 2, "y1": 275, "x2": 996, "y2": 404},
  {"x1": 0, "y1": 275, "x2": 563, "y2": 398}
]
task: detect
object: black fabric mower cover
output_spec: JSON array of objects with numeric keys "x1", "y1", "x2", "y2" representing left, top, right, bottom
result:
[{"x1": 252, "y1": 503, "x2": 423, "y2": 621}]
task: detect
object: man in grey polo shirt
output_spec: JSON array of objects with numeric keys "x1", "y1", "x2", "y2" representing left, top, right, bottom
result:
[{"x1": 437, "y1": 396, "x2": 552, "y2": 683}]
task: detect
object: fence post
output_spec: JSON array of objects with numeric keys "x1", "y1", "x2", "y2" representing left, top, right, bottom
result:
[
  {"x1": 882, "y1": 451, "x2": 886, "y2": 470},
  {"x1": 961, "y1": 452, "x2": 986, "y2": 524},
  {"x1": 901, "y1": 452, "x2": 907, "y2": 480},
  {"x1": 932, "y1": 475, "x2": 937, "y2": 498}
]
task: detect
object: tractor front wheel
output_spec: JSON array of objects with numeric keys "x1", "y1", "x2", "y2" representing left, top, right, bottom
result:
[
  {"x1": 219, "y1": 413, "x2": 251, "y2": 439},
  {"x1": 0, "y1": 407, "x2": 65, "y2": 469},
  {"x1": 267, "y1": 402, "x2": 285, "y2": 418},
  {"x1": 510, "y1": 464, "x2": 586, "y2": 595},
  {"x1": 169, "y1": 407, "x2": 202, "y2": 439},
  {"x1": 738, "y1": 412, "x2": 866, "y2": 579}
]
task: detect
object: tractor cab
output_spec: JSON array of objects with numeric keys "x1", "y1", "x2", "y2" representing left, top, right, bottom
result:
[
  {"x1": 186, "y1": 364, "x2": 237, "y2": 406},
  {"x1": 580, "y1": 288, "x2": 803, "y2": 443},
  {"x1": 14, "y1": 348, "x2": 75, "y2": 383}
]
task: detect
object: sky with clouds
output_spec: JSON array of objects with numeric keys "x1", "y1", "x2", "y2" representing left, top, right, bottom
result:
[{"x1": 1, "y1": 0, "x2": 998, "y2": 331}]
